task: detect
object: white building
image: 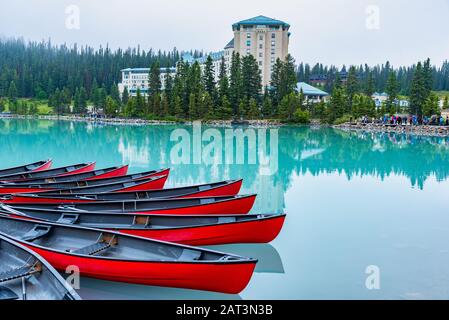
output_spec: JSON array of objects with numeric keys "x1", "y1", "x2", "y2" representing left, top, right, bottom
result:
[
  {"x1": 118, "y1": 15, "x2": 291, "y2": 96},
  {"x1": 118, "y1": 67, "x2": 176, "y2": 97}
]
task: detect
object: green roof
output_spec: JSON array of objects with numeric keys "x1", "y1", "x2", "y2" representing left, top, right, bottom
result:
[
  {"x1": 233, "y1": 15, "x2": 290, "y2": 28},
  {"x1": 296, "y1": 82, "x2": 329, "y2": 96}
]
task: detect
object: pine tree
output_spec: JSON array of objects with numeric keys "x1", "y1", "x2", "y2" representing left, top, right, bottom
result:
[
  {"x1": 270, "y1": 58, "x2": 283, "y2": 106},
  {"x1": 202, "y1": 55, "x2": 216, "y2": 96},
  {"x1": 261, "y1": 91, "x2": 273, "y2": 118},
  {"x1": 8, "y1": 81, "x2": 17, "y2": 101},
  {"x1": 135, "y1": 88, "x2": 145, "y2": 115},
  {"x1": 410, "y1": 62, "x2": 426, "y2": 116},
  {"x1": 161, "y1": 94, "x2": 169, "y2": 117},
  {"x1": 152, "y1": 93, "x2": 161, "y2": 117},
  {"x1": 122, "y1": 87, "x2": 129, "y2": 105},
  {"x1": 247, "y1": 98, "x2": 260, "y2": 119},
  {"x1": 229, "y1": 52, "x2": 242, "y2": 116},
  {"x1": 327, "y1": 86, "x2": 346, "y2": 123},
  {"x1": 110, "y1": 84, "x2": 121, "y2": 103},
  {"x1": 385, "y1": 71, "x2": 400, "y2": 114},
  {"x1": 365, "y1": 71, "x2": 376, "y2": 97},
  {"x1": 188, "y1": 93, "x2": 198, "y2": 119},
  {"x1": 346, "y1": 66, "x2": 359, "y2": 113},
  {"x1": 422, "y1": 92, "x2": 440, "y2": 117},
  {"x1": 173, "y1": 95, "x2": 184, "y2": 118},
  {"x1": 202, "y1": 92, "x2": 215, "y2": 120},
  {"x1": 216, "y1": 95, "x2": 233, "y2": 120},
  {"x1": 241, "y1": 55, "x2": 262, "y2": 103},
  {"x1": 279, "y1": 92, "x2": 299, "y2": 122},
  {"x1": 78, "y1": 87, "x2": 88, "y2": 114},
  {"x1": 218, "y1": 56, "x2": 229, "y2": 100},
  {"x1": 281, "y1": 54, "x2": 298, "y2": 98},
  {"x1": 164, "y1": 69, "x2": 174, "y2": 106},
  {"x1": 148, "y1": 61, "x2": 162, "y2": 96},
  {"x1": 105, "y1": 96, "x2": 118, "y2": 117},
  {"x1": 444, "y1": 96, "x2": 449, "y2": 110}
]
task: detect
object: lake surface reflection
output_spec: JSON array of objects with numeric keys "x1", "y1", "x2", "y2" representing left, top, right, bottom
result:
[{"x1": 2, "y1": 119, "x2": 449, "y2": 299}]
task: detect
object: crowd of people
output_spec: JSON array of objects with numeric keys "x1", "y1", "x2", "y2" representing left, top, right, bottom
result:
[{"x1": 358, "y1": 115, "x2": 449, "y2": 126}]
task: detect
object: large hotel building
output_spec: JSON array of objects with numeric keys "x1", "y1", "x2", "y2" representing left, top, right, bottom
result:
[{"x1": 118, "y1": 16, "x2": 290, "y2": 97}]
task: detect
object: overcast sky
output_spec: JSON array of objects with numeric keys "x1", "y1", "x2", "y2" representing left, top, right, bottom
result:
[{"x1": 0, "y1": 0, "x2": 448, "y2": 67}]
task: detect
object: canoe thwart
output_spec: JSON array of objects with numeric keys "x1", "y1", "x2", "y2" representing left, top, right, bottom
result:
[
  {"x1": 73, "y1": 242, "x2": 111, "y2": 256},
  {"x1": 0, "y1": 262, "x2": 41, "y2": 283},
  {"x1": 21, "y1": 225, "x2": 52, "y2": 242}
]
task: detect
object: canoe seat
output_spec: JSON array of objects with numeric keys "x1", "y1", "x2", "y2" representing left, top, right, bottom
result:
[
  {"x1": 0, "y1": 285, "x2": 19, "y2": 300},
  {"x1": 57, "y1": 213, "x2": 79, "y2": 225},
  {"x1": 73, "y1": 242, "x2": 111, "y2": 256},
  {"x1": 21, "y1": 225, "x2": 52, "y2": 242},
  {"x1": 179, "y1": 249, "x2": 202, "y2": 261},
  {"x1": 200, "y1": 198, "x2": 215, "y2": 205},
  {"x1": 0, "y1": 265, "x2": 34, "y2": 284},
  {"x1": 218, "y1": 217, "x2": 236, "y2": 223}
]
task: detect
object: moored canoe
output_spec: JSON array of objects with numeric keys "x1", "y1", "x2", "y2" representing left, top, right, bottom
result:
[
  {"x1": 0, "y1": 215, "x2": 257, "y2": 294},
  {"x1": 0, "y1": 205, "x2": 285, "y2": 246},
  {"x1": 0, "y1": 160, "x2": 52, "y2": 177},
  {"x1": 4, "y1": 195, "x2": 257, "y2": 215},
  {"x1": 2, "y1": 179, "x2": 243, "y2": 204},
  {"x1": 0, "y1": 234, "x2": 80, "y2": 300}
]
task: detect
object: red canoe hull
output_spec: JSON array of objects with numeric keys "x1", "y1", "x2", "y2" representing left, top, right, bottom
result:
[
  {"x1": 32, "y1": 159, "x2": 53, "y2": 172},
  {"x1": 179, "y1": 180, "x2": 243, "y2": 199},
  {"x1": 83, "y1": 165, "x2": 129, "y2": 180},
  {"x1": 19, "y1": 243, "x2": 256, "y2": 294},
  {"x1": 0, "y1": 187, "x2": 55, "y2": 195},
  {"x1": 2, "y1": 180, "x2": 242, "y2": 204},
  {"x1": 0, "y1": 175, "x2": 167, "y2": 196},
  {"x1": 119, "y1": 215, "x2": 286, "y2": 246},
  {"x1": 56, "y1": 162, "x2": 96, "y2": 177},
  {"x1": 130, "y1": 195, "x2": 256, "y2": 215},
  {"x1": 114, "y1": 175, "x2": 168, "y2": 192}
]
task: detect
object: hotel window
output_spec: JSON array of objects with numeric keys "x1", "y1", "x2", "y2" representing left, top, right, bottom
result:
[
  {"x1": 271, "y1": 57, "x2": 275, "y2": 63},
  {"x1": 247, "y1": 33, "x2": 251, "y2": 39},
  {"x1": 271, "y1": 41, "x2": 275, "y2": 47},
  {"x1": 259, "y1": 52, "x2": 263, "y2": 58},
  {"x1": 259, "y1": 44, "x2": 263, "y2": 49},
  {"x1": 246, "y1": 49, "x2": 251, "y2": 55},
  {"x1": 271, "y1": 49, "x2": 275, "y2": 54},
  {"x1": 246, "y1": 40, "x2": 251, "y2": 47},
  {"x1": 259, "y1": 61, "x2": 263, "y2": 66},
  {"x1": 272, "y1": 33, "x2": 276, "y2": 39},
  {"x1": 259, "y1": 35, "x2": 263, "y2": 41}
]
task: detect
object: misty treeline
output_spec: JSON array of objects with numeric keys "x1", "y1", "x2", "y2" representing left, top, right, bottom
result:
[{"x1": 0, "y1": 38, "x2": 448, "y2": 123}]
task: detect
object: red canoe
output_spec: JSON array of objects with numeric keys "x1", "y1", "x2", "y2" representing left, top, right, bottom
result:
[
  {"x1": 0, "y1": 163, "x2": 96, "y2": 182},
  {"x1": 0, "y1": 169, "x2": 169, "y2": 195},
  {"x1": 0, "y1": 215, "x2": 257, "y2": 293},
  {"x1": 0, "y1": 175, "x2": 168, "y2": 196},
  {"x1": 2, "y1": 179, "x2": 243, "y2": 204},
  {"x1": 0, "y1": 205, "x2": 286, "y2": 246},
  {"x1": 4, "y1": 194, "x2": 257, "y2": 215},
  {"x1": 0, "y1": 160, "x2": 52, "y2": 177}
]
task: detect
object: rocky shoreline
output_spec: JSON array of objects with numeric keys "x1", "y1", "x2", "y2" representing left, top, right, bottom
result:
[
  {"x1": 0, "y1": 114, "x2": 282, "y2": 128},
  {"x1": 334, "y1": 122, "x2": 449, "y2": 137}
]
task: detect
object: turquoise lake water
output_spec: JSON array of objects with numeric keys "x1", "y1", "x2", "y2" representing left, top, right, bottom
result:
[{"x1": 1, "y1": 118, "x2": 449, "y2": 300}]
